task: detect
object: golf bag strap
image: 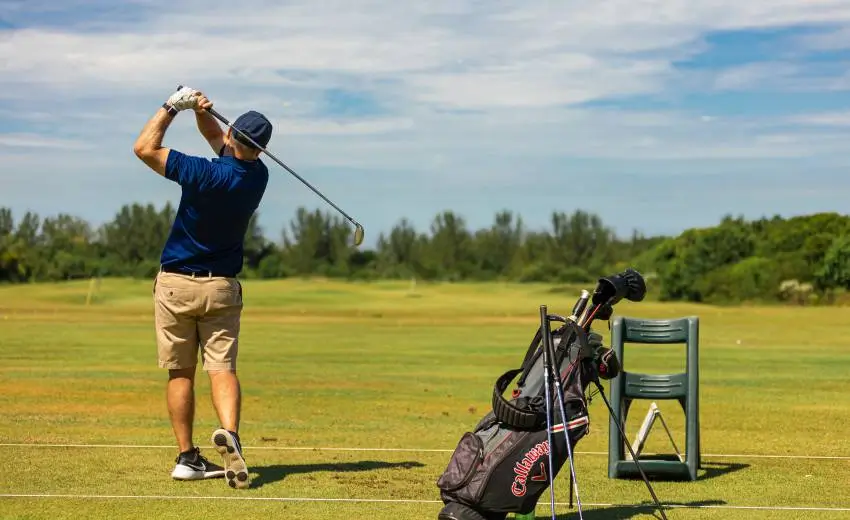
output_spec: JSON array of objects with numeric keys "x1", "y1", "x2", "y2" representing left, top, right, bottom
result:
[
  {"x1": 516, "y1": 325, "x2": 567, "y2": 387},
  {"x1": 564, "y1": 319, "x2": 593, "y2": 363},
  {"x1": 515, "y1": 329, "x2": 542, "y2": 388},
  {"x1": 491, "y1": 368, "x2": 544, "y2": 429},
  {"x1": 492, "y1": 320, "x2": 595, "y2": 429}
]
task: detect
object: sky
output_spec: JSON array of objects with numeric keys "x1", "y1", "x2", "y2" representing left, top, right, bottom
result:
[{"x1": 0, "y1": 0, "x2": 848, "y2": 246}]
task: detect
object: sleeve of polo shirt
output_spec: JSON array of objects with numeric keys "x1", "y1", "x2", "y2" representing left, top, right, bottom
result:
[{"x1": 164, "y1": 150, "x2": 224, "y2": 189}]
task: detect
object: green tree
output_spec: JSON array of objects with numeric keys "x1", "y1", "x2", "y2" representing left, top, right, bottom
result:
[
  {"x1": 655, "y1": 217, "x2": 755, "y2": 302},
  {"x1": 375, "y1": 218, "x2": 423, "y2": 278},
  {"x1": 0, "y1": 208, "x2": 13, "y2": 237},
  {"x1": 281, "y1": 207, "x2": 331, "y2": 276},
  {"x1": 99, "y1": 202, "x2": 175, "y2": 276},
  {"x1": 0, "y1": 208, "x2": 22, "y2": 281},
  {"x1": 37, "y1": 214, "x2": 96, "y2": 280},
  {"x1": 696, "y1": 257, "x2": 783, "y2": 303},
  {"x1": 0, "y1": 211, "x2": 43, "y2": 282},
  {"x1": 545, "y1": 210, "x2": 615, "y2": 281},
  {"x1": 814, "y1": 235, "x2": 850, "y2": 291},
  {"x1": 421, "y1": 211, "x2": 475, "y2": 281},
  {"x1": 472, "y1": 210, "x2": 524, "y2": 280}
]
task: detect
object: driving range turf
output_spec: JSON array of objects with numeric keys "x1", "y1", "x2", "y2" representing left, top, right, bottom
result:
[{"x1": 1, "y1": 277, "x2": 849, "y2": 519}]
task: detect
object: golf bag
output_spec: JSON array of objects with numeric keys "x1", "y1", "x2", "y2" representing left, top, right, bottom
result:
[
  {"x1": 436, "y1": 268, "x2": 666, "y2": 520},
  {"x1": 436, "y1": 318, "x2": 618, "y2": 520}
]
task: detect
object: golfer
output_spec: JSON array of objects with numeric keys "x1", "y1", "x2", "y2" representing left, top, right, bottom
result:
[{"x1": 133, "y1": 85, "x2": 272, "y2": 489}]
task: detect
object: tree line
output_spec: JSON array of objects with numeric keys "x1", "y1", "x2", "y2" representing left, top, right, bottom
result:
[{"x1": 1, "y1": 203, "x2": 848, "y2": 304}]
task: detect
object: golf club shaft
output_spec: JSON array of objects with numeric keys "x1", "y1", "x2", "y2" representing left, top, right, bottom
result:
[
  {"x1": 593, "y1": 380, "x2": 669, "y2": 520},
  {"x1": 207, "y1": 107, "x2": 359, "y2": 225},
  {"x1": 539, "y1": 307, "x2": 558, "y2": 520},
  {"x1": 175, "y1": 86, "x2": 363, "y2": 233},
  {"x1": 570, "y1": 290, "x2": 590, "y2": 321},
  {"x1": 578, "y1": 303, "x2": 602, "y2": 329},
  {"x1": 546, "y1": 331, "x2": 584, "y2": 517}
]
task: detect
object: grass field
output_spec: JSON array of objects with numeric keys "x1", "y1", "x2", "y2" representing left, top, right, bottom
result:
[{"x1": 1, "y1": 276, "x2": 849, "y2": 519}]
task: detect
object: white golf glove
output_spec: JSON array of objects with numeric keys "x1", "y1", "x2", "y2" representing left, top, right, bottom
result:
[{"x1": 166, "y1": 86, "x2": 199, "y2": 111}]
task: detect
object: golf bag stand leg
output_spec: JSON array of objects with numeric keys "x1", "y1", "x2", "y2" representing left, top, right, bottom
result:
[
  {"x1": 539, "y1": 306, "x2": 584, "y2": 519},
  {"x1": 592, "y1": 378, "x2": 669, "y2": 520}
]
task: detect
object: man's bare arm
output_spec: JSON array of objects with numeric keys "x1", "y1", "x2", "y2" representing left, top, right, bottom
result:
[
  {"x1": 133, "y1": 107, "x2": 175, "y2": 176},
  {"x1": 194, "y1": 93, "x2": 224, "y2": 155}
]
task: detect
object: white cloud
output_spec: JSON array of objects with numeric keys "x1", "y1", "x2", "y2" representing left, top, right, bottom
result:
[
  {"x1": 1, "y1": 0, "x2": 850, "y2": 237},
  {"x1": 708, "y1": 59, "x2": 850, "y2": 93},
  {"x1": 273, "y1": 117, "x2": 415, "y2": 136},
  {"x1": 789, "y1": 111, "x2": 850, "y2": 127},
  {"x1": 0, "y1": 133, "x2": 93, "y2": 150},
  {"x1": 712, "y1": 62, "x2": 801, "y2": 91},
  {"x1": 796, "y1": 26, "x2": 850, "y2": 51},
  {"x1": 2, "y1": 0, "x2": 848, "y2": 107}
]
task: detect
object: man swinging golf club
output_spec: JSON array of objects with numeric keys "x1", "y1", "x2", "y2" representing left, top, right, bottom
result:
[{"x1": 133, "y1": 85, "x2": 272, "y2": 489}]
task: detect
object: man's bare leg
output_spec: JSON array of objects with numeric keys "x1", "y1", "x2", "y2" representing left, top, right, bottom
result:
[
  {"x1": 167, "y1": 365, "x2": 226, "y2": 481},
  {"x1": 209, "y1": 369, "x2": 249, "y2": 489},
  {"x1": 167, "y1": 366, "x2": 196, "y2": 453},
  {"x1": 208, "y1": 369, "x2": 241, "y2": 432}
]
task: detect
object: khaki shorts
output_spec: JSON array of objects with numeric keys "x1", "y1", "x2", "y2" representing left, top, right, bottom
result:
[{"x1": 153, "y1": 271, "x2": 243, "y2": 371}]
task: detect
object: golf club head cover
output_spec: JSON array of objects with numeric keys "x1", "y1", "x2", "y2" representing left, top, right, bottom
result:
[
  {"x1": 594, "y1": 346, "x2": 620, "y2": 380},
  {"x1": 592, "y1": 267, "x2": 647, "y2": 304},
  {"x1": 621, "y1": 268, "x2": 647, "y2": 302},
  {"x1": 586, "y1": 329, "x2": 619, "y2": 379}
]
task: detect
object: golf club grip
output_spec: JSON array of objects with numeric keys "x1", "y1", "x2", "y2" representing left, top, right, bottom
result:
[
  {"x1": 175, "y1": 85, "x2": 232, "y2": 125},
  {"x1": 571, "y1": 290, "x2": 589, "y2": 319},
  {"x1": 207, "y1": 107, "x2": 231, "y2": 126}
]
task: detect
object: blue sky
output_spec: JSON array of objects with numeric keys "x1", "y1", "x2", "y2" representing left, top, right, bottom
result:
[{"x1": 1, "y1": 0, "x2": 848, "y2": 246}]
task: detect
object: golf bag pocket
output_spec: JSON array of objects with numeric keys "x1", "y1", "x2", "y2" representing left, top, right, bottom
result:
[{"x1": 436, "y1": 432, "x2": 484, "y2": 493}]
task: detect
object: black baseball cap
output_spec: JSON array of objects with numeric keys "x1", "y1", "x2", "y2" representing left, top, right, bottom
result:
[{"x1": 232, "y1": 110, "x2": 273, "y2": 149}]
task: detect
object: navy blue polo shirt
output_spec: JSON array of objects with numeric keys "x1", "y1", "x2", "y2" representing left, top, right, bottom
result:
[{"x1": 160, "y1": 148, "x2": 269, "y2": 277}]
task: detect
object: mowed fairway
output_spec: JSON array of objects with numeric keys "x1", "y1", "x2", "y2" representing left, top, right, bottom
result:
[{"x1": 1, "y1": 277, "x2": 849, "y2": 520}]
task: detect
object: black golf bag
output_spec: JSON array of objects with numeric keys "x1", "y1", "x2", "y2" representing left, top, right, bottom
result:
[
  {"x1": 436, "y1": 268, "x2": 663, "y2": 520},
  {"x1": 436, "y1": 318, "x2": 619, "y2": 520}
]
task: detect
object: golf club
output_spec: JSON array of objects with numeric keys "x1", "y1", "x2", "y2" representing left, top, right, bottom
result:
[
  {"x1": 539, "y1": 305, "x2": 559, "y2": 520},
  {"x1": 176, "y1": 85, "x2": 365, "y2": 247},
  {"x1": 540, "y1": 307, "x2": 584, "y2": 519}
]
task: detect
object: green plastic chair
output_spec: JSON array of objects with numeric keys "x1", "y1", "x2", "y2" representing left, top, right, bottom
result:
[{"x1": 607, "y1": 316, "x2": 701, "y2": 481}]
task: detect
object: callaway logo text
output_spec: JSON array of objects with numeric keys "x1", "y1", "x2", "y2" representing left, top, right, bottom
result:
[{"x1": 511, "y1": 440, "x2": 550, "y2": 496}]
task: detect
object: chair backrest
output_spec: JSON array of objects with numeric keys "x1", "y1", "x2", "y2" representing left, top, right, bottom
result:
[{"x1": 611, "y1": 316, "x2": 700, "y2": 402}]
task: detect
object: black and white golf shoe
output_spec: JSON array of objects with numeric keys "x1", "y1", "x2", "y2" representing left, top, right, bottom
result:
[
  {"x1": 171, "y1": 447, "x2": 226, "y2": 480},
  {"x1": 212, "y1": 428, "x2": 250, "y2": 489}
]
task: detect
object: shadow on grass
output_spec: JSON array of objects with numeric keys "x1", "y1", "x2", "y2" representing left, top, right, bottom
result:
[
  {"x1": 613, "y1": 456, "x2": 750, "y2": 482},
  {"x1": 534, "y1": 461, "x2": 744, "y2": 519},
  {"x1": 697, "y1": 461, "x2": 749, "y2": 480},
  {"x1": 545, "y1": 500, "x2": 728, "y2": 519},
  {"x1": 250, "y1": 460, "x2": 425, "y2": 489}
]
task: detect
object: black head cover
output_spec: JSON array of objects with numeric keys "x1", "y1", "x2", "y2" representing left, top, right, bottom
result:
[
  {"x1": 592, "y1": 268, "x2": 647, "y2": 305},
  {"x1": 594, "y1": 347, "x2": 621, "y2": 380}
]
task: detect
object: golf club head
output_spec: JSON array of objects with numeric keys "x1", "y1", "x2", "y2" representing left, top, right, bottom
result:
[
  {"x1": 353, "y1": 223, "x2": 365, "y2": 247},
  {"x1": 592, "y1": 268, "x2": 647, "y2": 305}
]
